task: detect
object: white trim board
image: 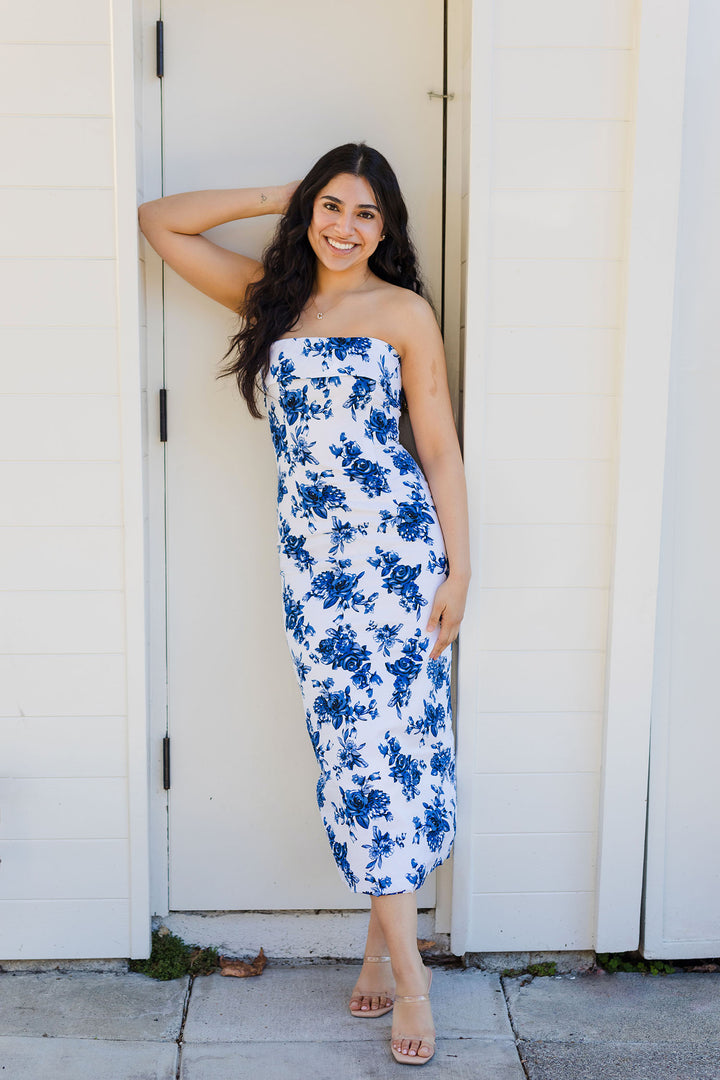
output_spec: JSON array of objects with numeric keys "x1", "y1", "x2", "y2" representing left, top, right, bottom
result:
[
  {"x1": 594, "y1": 0, "x2": 691, "y2": 953},
  {"x1": 110, "y1": 0, "x2": 152, "y2": 958},
  {"x1": 641, "y1": 0, "x2": 720, "y2": 961},
  {"x1": 137, "y1": 0, "x2": 169, "y2": 923},
  {"x1": 450, "y1": 0, "x2": 492, "y2": 958}
]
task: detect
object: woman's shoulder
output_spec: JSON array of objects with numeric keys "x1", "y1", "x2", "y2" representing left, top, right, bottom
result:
[
  {"x1": 371, "y1": 279, "x2": 435, "y2": 326},
  {"x1": 367, "y1": 276, "x2": 440, "y2": 356}
]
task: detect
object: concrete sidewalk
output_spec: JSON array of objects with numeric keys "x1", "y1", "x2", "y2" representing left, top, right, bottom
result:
[{"x1": 0, "y1": 962, "x2": 718, "y2": 1079}]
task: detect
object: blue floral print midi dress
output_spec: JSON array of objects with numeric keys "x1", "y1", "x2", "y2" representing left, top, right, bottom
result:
[{"x1": 262, "y1": 336, "x2": 457, "y2": 895}]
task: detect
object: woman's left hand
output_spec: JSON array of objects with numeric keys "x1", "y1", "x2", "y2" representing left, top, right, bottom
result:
[{"x1": 426, "y1": 575, "x2": 469, "y2": 660}]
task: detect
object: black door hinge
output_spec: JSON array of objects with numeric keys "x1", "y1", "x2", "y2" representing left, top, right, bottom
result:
[
  {"x1": 159, "y1": 387, "x2": 167, "y2": 441},
  {"x1": 162, "y1": 735, "x2": 171, "y2": 789},
  {"x1": 156, "y1": 20, "x2": 164, "y2": 79}
]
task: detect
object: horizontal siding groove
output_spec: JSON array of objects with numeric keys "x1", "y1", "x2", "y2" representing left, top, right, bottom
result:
[
  {"x1": 487, "y1": 118, "x2": 631, "y2": 124},
  {"x1": 0, "y1": 587, "x2": 124, "y2": 592},
  {"x1": 471, "y1": 889, "x2": 595, "y2": 896},
  {"x1": 0, "y1": 323, "x2": 118, "y2": 328},
  {"x1": 0, "y1": 185, "x2": 114, "y2": 191},
  {"x1": 473, "y1": 648, "x2": 607, "y2": 653},
  {"x1": 493, "y1": 47, "x2": 633, "y2": 52},
  {"x1": 0, "y1": 256, "x2": 117, "y2": 262},
  {"x1": 485, "y1": 392, "x2": 618, "y2": 397},
  {"x1": 0, "y1": 524, "x2": 122, "y2": 529},
  {"x1": 492, "y1": 187, "x2": 627, "y2": 192},
  {"x1": 479, "y1": 523, "x2": 611, "y2": 529},
  {"x1": 0, "y1": 393, "x2": 120, "y2": 398},
  {"x1": 0, "y1": 42, "x2": 111, "y2": 46},
  {"x1": 470, "y1": 585, "x2": 610, "y2": 590},
  {"x1": 477, "y1": 708, "x2": 600, "y2": 713},
  {"x1": 495, "y1": 117, "x2": 631, "y2": 123},
  {"x1": 0, "y1": 651, "x2": 126, "y2": 657},
  {"x1": 487, "y1": 324, "x2": 621, "y2": 329},
  {"x1": 0, "y1": 898, "x2": 127, "y2": 907},
  {"x1": 473, "y1": 831, "x2": 596, "y2": 837},
  {"x1": 0, "y1": 460, "x2": 122, "y2": 464},
  {"x1": 0, "y1": 114, "x2": 112, "y2": 120},
  {"x1": 490, "y1": 256, "x2": 624, "y2": 262},
  {"x1": 473, "y1": 522, "x2": 612, "y2": 527},
  {"x1": 472, "y1": 772, "x2": 600, "y2": 778},
  {"x1": 484, "y1": 457, "x2": 615, "y2": 462}
]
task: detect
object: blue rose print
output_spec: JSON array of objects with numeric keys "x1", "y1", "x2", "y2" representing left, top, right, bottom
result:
[{"x1": 261, "y1": 337, "x2": 456, "y2": 895}]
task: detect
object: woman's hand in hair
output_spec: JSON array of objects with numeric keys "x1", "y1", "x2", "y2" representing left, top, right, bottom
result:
[{"x1": 279, "y1": 180, "x2": 301, "y2": 214}]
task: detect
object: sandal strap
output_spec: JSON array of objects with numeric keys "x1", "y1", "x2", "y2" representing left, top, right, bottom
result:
[
  {"x1": 392, "y1": 1033, "x2": 436, "y2": 1044},
  {"x1": 351, "y1": 989, "x2": 394, "y2": 998},
  {"x1": 362, "y1": 954, "x2": 391, "y2": 962},
  {"x1": 394, "y1": 992, "x2": 429, "y2": 1003}
]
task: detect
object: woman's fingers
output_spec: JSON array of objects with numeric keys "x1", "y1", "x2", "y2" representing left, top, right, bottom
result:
[
  {"x1": 426, "y1": 595, "x2": 445, "y2": 635},
  {"x1": 428, "y1": 601, "x2": 461, "y2": 659},
  {"x1": 429, "y1": 617, "x2": 459, "y2": 659},
  {"x1": 427, "y1": 578, "x2": 468, "y2": 658}
]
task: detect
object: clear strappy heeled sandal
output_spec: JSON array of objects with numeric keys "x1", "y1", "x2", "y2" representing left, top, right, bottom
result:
[
  {"x1": 348, "y1": 954, "x2": 395, "y2": 1018},
  {"x1": 390, "y1": 966, "x2": 435, "y2": 1065}
]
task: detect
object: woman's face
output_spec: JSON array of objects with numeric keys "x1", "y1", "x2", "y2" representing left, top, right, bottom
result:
[{"x1": 306, "y1": 172, "x2": 385, "y2": 274}]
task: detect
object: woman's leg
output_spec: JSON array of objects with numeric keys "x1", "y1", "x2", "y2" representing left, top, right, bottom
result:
[
  {"x1": 349, "y1": 900, "x2": 395, "y2": 1012},
  {"x1": 372, "y1": 892, "x2": 434, "y2": 1059}
]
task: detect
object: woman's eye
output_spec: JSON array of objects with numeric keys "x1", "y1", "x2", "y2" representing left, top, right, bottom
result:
[
  {"x1": 323, "y1": 202, "x2": 339, "y2": 211},
  {"x1": 359, "y1": 211, "x2": 375, "y2": 220}
]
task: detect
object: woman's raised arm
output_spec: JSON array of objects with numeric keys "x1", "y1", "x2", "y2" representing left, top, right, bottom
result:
[{"x1": 137, "y1": 182, "x2": 297, "y2": 312}]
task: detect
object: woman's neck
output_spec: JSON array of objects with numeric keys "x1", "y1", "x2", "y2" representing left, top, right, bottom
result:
[{"x1": 313, "y1": 261, "x2": 373, "y2": 299}]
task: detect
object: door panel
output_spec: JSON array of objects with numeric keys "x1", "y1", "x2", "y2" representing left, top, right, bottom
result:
[{"x1": 162, "y1": 0, "x2": 444, "y2": 908}]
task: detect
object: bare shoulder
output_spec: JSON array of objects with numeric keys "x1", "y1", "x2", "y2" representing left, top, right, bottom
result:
[{"x1": 372, "y1": 281, "x2": 441, "y2": 356}]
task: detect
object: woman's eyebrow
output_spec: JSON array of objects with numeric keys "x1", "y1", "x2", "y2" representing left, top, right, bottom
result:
[{"x1": 321, "y1": 193, "x2": 380, "y2": 212}]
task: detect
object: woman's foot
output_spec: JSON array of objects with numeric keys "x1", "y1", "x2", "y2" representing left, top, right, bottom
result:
[
  {"x1": 391, "y1": 965, "x2": 435, "y2": 1064},
  {"x1": 349, "y1": 955, "x2": 395, "y2": 1017}
]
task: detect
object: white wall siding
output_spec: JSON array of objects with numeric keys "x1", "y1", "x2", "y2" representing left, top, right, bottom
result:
[
  {"x1": 456, "y1": 0, "x2": 638, "y2": 952},
  {"x1": 0, "y1": 0, "x2": 147, "y2": 959}
]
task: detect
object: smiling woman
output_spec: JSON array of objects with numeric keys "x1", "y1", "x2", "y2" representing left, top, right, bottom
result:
[
  {"x1": 215, "y1": 143, "x2": 430, "y2": 418},
  {"x1": 138, "y1": 141, "x2": 470, "y2": 1067}
]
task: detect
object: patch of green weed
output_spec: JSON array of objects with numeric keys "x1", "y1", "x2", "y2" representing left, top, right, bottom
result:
[
  {"x1": 129, "y1": 929, "x2": 219, "y2": 980},
  {"x1": 596, "y1": 952, "x2": 675, "y2": 976}
]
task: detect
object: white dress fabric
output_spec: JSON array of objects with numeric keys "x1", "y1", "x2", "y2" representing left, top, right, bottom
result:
[{"x1": 262, "y1": 336, "x2": 456, "y2": 895}]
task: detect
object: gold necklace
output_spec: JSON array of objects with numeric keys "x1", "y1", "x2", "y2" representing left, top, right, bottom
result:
[
  {"x1": 311, "y1": 268, "x2": 374, "y2": 320},
  {"x1": 312, "y1": 292, "x2": 346, "y2": 321}
]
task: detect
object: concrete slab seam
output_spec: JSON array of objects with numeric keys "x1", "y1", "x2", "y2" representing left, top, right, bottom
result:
[
  {"x1": 175, "y1": 973, "x2": 194, "y2": 1080},
  {"x1": 500, "y1": 975, "x2": 532, "y2": 1080}
]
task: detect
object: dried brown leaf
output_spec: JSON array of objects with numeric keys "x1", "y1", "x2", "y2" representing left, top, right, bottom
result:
[
  {"x1": 417, "y1": 938, "x2": 436, "y2": 953},
  {"x1": 219, "y1": 946, "x2": 267, "y2": 978}
]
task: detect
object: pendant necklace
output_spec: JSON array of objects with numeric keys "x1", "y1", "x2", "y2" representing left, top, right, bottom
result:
[
  {"x1": 312, "y1": 292, "x2": 346, "y2": 321},
  {"x1": 311, "y1": 261, "x2": 378, "y2": 321}
]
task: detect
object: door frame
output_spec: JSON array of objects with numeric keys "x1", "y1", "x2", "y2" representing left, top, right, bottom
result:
[{"x1": 138, "y1": 0, "x2": 467, "y2": 925}]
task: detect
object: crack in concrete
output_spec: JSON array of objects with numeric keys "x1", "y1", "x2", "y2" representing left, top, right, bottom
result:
[
  {"x1": 174, "y1": 974, "x2": 194, "y2": 1080},
  {"x1": 500, "y1": 975, "x2": 532, "y2": 1080}
]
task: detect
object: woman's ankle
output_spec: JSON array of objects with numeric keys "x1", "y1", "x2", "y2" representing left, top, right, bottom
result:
[{"x1": 390, "y1": 956, "x2": 428, "y2": 990}]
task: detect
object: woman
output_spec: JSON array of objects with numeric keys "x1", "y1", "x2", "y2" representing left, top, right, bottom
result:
[{"x1": 138, "y1": 142, "x2": 471, "y2": 1066}]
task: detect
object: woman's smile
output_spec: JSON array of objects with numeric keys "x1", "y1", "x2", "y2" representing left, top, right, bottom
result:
[{"x1": 324, "y1": 236, "x2": 358, "y2": 254}]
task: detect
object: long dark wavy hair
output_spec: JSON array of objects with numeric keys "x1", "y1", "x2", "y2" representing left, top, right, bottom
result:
[{"x1": 216, "y1": 142, "x2": 430, "y2": 417}]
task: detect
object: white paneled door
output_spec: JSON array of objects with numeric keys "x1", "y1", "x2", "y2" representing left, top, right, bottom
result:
[{"x1": 159, "y1": 1, "x2": 445, "y2": 909}]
